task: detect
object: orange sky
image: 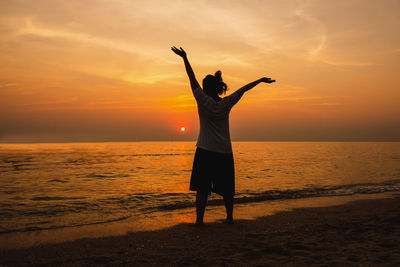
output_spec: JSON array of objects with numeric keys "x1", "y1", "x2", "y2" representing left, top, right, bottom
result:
[{"x1": 0, "y1": 0, "x2": 399, "y2": 142}]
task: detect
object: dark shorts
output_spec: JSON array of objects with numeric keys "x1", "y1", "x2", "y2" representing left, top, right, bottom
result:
[{"x1": 190, "y1": 147, "x2": 235, "y2": 197}]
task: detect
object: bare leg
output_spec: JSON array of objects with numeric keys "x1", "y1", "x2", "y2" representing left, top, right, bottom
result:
[
  {"x1": 196, "y1": 192, "x2": 208, "y2": 225},
  {"x1": 223, "y1": 195, "x2": 234, "y2": 224}
]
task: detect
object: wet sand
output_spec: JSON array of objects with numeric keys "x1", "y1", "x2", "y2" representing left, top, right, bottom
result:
[{"x1": 1, "y1": 195, "x2": 400, "y2": 266}]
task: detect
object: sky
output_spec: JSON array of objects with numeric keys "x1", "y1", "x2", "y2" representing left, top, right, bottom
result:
[{"x1": 0, "y1": 0, "x2": 399, "y2": 142}]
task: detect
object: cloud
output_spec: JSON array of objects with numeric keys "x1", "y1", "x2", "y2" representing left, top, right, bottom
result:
[
  {"x1": 294, "y1": 6, "x2": 373, "y2": 67},
  {"x1": 308, "y1": 34, "x2": 326, "y2": 58},
  {"x1": 0, "y1": 82, "x2": 17, "y2": 88},
  {"x1": 318, "y1": 59, "x2": 373, "y2": 67},
  {"x1": 17, "y1": 17, "x2": 155, "y2": 58}
]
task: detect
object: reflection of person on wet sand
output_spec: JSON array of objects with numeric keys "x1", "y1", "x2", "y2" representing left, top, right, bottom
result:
[{"x1": 171, "y1": 46, "x2": 275, "y2": 225}]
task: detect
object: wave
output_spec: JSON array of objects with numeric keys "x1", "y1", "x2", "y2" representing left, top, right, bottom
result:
[
  {"x1": 130, "y1": 153, "x2": 192, "y2": 157},
  {"x1": 47, "y1": 179, "x2": 69, "y2": 183},
  {"x1": 0, "y1": 215, "x2": 132, "y2": 234},
  {"x1": 84, "y1": 173, "x2": 132, "y2": 179},
  {"x1": 30, "y1": 196, "x2": 87, "y2": 201},
  {"x1": 2, "y1": 179, "x2": 399, "y2": 234},
  {"x1": 147, "y1": 179, "x2": 400, "y2": 211}
]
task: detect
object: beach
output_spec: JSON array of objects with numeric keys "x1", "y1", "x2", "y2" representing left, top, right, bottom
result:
[{"x1": 1, "y1": 194, "x2": 399, "y2": 266}]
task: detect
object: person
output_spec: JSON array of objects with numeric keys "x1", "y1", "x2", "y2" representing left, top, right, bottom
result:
[{"x1": 171, "y1": 46, "x2": 275, "y2": 225}]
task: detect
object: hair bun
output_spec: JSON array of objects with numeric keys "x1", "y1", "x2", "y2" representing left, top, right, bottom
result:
[
  {"x1": 213, "y1": 70, "x2": 227, "y2": 95},
  {"x1": 214, "y1": 70, "x2": 222, "y2": 80}
]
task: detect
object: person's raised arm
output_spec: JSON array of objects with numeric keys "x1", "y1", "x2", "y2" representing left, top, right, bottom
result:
[
  {"x1": 235, "y1": 77, "x2": 275, "y2": 99},
  {"x1": 171, "y1": 46, "x2": 200, "y2": 92}
]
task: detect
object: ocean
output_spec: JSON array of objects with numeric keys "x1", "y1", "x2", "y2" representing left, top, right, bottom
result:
[{"x1": 1, "y1": 142, "x2": 400, "y2": 248}]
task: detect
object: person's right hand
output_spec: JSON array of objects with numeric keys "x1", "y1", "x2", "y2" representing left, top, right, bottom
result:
[
  {"x1": 171, "y1": 46, "x2": 187, "y2": 58},
  {"x1": 261, "y1": 77, "x2": 275, "y2": 83}
]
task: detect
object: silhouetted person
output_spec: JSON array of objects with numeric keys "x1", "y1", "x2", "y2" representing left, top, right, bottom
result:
[{"x1": 171, "y1": 46, "x2": 275, "y2": 225}]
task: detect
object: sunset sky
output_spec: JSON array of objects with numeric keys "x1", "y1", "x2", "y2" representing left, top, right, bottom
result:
[{"x1": 1, "y1": 0, "x2": 399, "y2": 142}]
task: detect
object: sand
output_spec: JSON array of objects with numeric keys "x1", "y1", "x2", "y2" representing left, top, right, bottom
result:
[{"x1": 1, "y1": 195, "x2": 400, "y2": 266}]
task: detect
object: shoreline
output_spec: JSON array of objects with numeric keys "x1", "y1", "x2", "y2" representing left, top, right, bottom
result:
[
  {"x1": 0, "y1": 192, "x2": 396, "y2": 250},
  {"x1": 1, "y1": 193, "x2": 400, "y2": 266}
]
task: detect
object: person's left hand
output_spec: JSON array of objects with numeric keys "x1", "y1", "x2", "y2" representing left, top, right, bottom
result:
[
  {"x1": 261, "y1": 77, "x2": 276, "y2": 83},
  {"x1": 171, "y1": 46, "x2": 187, "y2": 58}
]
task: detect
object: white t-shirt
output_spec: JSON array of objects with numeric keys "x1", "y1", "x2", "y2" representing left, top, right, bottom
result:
[{"x1": 193, "y1": 86, "x2": 240, "y2": 154}]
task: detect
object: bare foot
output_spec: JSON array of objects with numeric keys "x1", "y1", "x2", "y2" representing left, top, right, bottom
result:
[
  {"x1": 195, "y1": 221, "x2": 204, "y2": 227},
  {"x1": 223, "y1": 219, "x2": 234, "y2": 225}
]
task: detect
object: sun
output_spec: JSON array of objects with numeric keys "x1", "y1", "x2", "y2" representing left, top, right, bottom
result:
[{"x1": 180, "y1": 126, "x2": 186, "y2": 132}]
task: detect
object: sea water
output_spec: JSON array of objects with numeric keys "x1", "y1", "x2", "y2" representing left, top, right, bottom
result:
[{"x1": 1, "y1": 142, "x2": 399, "y2": 247}]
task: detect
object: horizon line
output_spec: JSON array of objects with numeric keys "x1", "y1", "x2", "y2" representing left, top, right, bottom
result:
[{"x1": 1, "y1": 140, "x2": 400, "y2": 145}]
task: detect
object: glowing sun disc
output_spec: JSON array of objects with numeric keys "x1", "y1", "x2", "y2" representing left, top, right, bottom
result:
[{"x1": 180, "y1": 127, "x2": 186, "y2": 132}]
